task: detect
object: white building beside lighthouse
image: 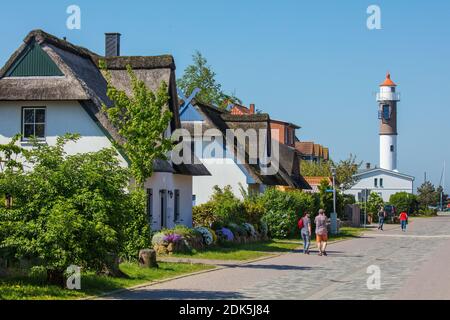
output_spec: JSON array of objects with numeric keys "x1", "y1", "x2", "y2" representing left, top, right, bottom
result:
[{"x1": 345, "y1": 73, "x2": 415, "y2": 203}]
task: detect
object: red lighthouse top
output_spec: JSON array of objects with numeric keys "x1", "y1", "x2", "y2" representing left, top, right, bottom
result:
[{"x1": 380, "y1": 72, "x2": 397, "y2": 87}]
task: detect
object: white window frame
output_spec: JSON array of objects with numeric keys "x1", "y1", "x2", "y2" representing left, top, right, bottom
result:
[{"x1": 22, "y1": 107, "x2": 46, "y2": 141}]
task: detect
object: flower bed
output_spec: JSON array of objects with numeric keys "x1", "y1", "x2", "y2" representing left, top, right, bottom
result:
[{"x1": 152, "y1": 221, "x2": 270, "y2": 255}]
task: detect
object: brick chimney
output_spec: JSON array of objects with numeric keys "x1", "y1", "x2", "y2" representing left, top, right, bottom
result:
[
  {"x1": 249, "y1": 104, "x2": 255, "y2": 114},
  {"x1": 105, "y1": 33, "x2": 121, "y2": 57}
]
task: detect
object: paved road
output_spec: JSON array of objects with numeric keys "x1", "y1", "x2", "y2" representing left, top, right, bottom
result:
[{"x1": 105, "y1": 217, "x2": 450, "y2": 300}]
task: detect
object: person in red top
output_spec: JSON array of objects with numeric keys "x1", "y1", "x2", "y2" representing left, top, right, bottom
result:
[{"x1": 399, "y1": 211, "x2": 408, "y2": 232}]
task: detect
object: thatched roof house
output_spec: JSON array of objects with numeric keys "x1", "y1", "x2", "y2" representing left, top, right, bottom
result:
[
  {"x1": 0, "y1": 29, "x2": 208, "y2": 176},
  {"x1": 0, "y1": 29, "x2": 209, "y2": 230},
  {"x1": 181, "y1": 101, "x2": 311, "y2": 204}
]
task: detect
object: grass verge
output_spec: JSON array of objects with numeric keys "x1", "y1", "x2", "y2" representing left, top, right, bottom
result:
[{"x1": 0, "y1": 262, "x2": 213, "y2": 300}]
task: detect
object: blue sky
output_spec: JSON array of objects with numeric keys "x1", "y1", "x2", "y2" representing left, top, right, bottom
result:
[{"x1": 1, "y1": 0, "x2": 449, "y2": 192}]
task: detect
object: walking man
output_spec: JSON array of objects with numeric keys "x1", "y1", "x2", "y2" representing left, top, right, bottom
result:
[
  {"x1": 315, "y1": 209, "x2": 329, "y2": 256},
  {"x1": 399, "y1": 211, "x2": 408, "y2": 232},
  {"x1": 299, "y1": 212, "x2": 312, "y2": 254},
  {"x1": 378, "y1": 205, "x2": 386, "y2": 231}
]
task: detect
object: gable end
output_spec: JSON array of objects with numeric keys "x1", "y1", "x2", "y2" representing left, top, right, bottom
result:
[{"x1": 5, "y1": 41, "x2": 64, "y2": 77}]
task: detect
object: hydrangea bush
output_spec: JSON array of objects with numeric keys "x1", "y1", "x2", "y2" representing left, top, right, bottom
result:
[
  {"x1": 194, "y1": 227, "x2": 214, "y2": 246},
  {"x1": 216, "y1": 227, "x2": 234, "y2": 242},
  {"x1": 163, "y1": 233, "x2": 183, "y2": 244},
  {"x1": 151, "y1": 232, "x2": 166, "y2": 246},
  {"x1": 242, "y1": 223, "x2": 257, "y2": 237}
]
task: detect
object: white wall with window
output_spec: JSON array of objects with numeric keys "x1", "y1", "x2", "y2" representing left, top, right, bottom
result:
[
  {"x1": 0, "y1": 101, "x2": 127, "y2": 166},
  {"x1": 345, "y1": 168, "x2": 414, "y2": 202}
]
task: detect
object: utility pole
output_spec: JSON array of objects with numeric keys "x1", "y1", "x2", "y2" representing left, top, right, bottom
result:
[{"x1": 330, "y1": 167, "x2": 338, "y2": 235}]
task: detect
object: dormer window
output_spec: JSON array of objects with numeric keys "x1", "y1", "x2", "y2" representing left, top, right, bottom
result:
[{"x1": 22, "y1": 107, "x2": 46, "y2": 140}]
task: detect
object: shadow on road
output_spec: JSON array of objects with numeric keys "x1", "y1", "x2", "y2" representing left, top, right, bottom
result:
[
  {"x1": 229, "y1": 264, "x2": 318, "y2": 271},
  {"x1": 107, "y1": 289, "x2": 246, "y2": 300}
]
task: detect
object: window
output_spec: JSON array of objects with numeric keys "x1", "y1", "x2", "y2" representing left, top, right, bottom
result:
[
  {"x1": 284, "y1": 127, "x2": 289, "y2": 145},
  {"x1": 22, "y1": 107, "x2": 46, "y2": 140},
  {"x1": 390, "y1": 145, "x2": 394, "y2": 152},
  {"x1": 174, "y1": 189, "x2": 180, "y2": 222},
  {"x1": 146, "y1": 189, "x2": 153, "y2": 222},
  {"x1": 380, "y1": 178, "x2": 384, "y2": 188},
  {"x1": 192, "y1": 195, "x2": 196, "y2": 207},
  {"x1": 382, "y1": 105, "x2": 390, "y2": 120},
  {"x1": 374, "y1": 178, "x2": 378, "y2": 187}
]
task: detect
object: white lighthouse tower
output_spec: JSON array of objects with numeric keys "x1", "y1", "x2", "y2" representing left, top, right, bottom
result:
[
  {"x1": 377, "y1": 73, "x2": 400, "y2": 171},
  {"x1": 344, "y1": 73, "x2": 415, "y2": 203}
]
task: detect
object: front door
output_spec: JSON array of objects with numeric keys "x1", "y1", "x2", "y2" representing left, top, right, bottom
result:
[{"x1": 160, "y1": 190, "x2": 167, "y2": 229}]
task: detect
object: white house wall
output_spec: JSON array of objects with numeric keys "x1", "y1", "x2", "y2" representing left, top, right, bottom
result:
[
  {"x1": 0, "y1": 100, "x2": 127, "y2": 166},
  {"x1": 144, "y1": 173, "x2": 193, "y2": 231},
  {"x1": 191, "y1": 136, "x2": 256, "y2": 205},
  {"x1": 346, "y1": 170, "x2": 414, "y2": 202}
]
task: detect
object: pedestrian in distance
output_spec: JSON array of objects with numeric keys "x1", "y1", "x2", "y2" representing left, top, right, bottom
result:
[
  {"x1": 399, "y1": 211, "x2": 408, "y2": 232},
  {"x1": 298, "y1": 212, "x2": 312, "y2": 254},
  {"x1": 314, "y1": 209, "x2": 329, "y2": 256},
  {"x1": 378, "y1": 205, "x2": 387, "y2": 231}
]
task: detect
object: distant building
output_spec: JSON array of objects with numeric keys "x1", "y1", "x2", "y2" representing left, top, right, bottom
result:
[
  {"x1": 181, "y1": 102, "x2": 311, "y2": 205},
  {"x1": 303, "y1": 177, "x2": 333, "y2": 193},
  {"x1": 230, "y1": 103, "x2": 299, "y2": 148},
  {"x1": 295, "y1": 141, "x2": 329, "y2": 163}
]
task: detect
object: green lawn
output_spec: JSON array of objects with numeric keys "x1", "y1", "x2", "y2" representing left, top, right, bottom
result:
[
  {"x1": 0, "y1": 262, "x2": 214, "y2": 300},
  {"x1": 170, "y1": 227, "x2": 365, "y2": 261}
]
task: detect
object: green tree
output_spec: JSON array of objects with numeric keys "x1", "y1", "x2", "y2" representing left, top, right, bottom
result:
[
  {"x1": 177, "y1": 51, "x2": 241, "y2": 109},
  {"x1": 318, "y1": 179, "x2": 334, "y2": 215},
  {"x1": 417, "y1": 181, "x2": 437, "y2": 208},
  {"x1": 389, "y1": 192, "x2": 418, "y2": 214},
  {"x1": 366, "y1": 192, "x2": 384, "y2": 215},
  {"x1": 101, "y1": 63, "x2": 173, "y2": 186},
  {"x1": 300, "y1": 154, "x2": 362, "y2": 191},
  {"x1": 0, "y1": 135, "x2": 149, "y2": 285}
]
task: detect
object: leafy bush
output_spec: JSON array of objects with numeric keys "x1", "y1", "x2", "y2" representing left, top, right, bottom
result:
[
  {"x1": 192, "y1": 186, "x2": 245, "y2": 227},
  {"x1": 192, "y1": 202, "x2": 216, "y2": 227},
  {"x1": 0, "y1": 135, "x2": 150, "y2": 283},
  {"x1": 259, "y1": 219, "x2": 268, "y2": 237},
  {"x1": 389, "y1": 192, "x2": 418, "y2": 215},
  {"x1": 243, "y1": 199, "x2": 266, "y2": 226},
  {"x1": 259, "y1": 188, "x2": 319, "y2": 238},
  {"x1": 227, "y1": 223, "x2": 247, "y2": 237}
]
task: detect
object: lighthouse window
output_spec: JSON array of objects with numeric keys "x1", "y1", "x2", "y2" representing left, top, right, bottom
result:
[
  {"x1": 382, "y1": 105, "x2": 390, "y2": 120},
  {"x1": 390, "y1": 145, "x2": 394, "y2": 152}
]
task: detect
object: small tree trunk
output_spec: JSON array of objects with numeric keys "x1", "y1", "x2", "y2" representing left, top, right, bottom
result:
[
  {"x1": 101, "y1": 253, "x2": 127, "y2": 278},
  {"x1": 139, "y1": 249, "x2": 158, "y2": 268}
]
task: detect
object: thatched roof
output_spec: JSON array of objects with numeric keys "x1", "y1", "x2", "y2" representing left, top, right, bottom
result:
[
  {"x1": 183, "y1": 101, "x2": 311, "y2": 189},
  {"x1": 0, "y1": 29, "x2": 208, "y2": 176}
]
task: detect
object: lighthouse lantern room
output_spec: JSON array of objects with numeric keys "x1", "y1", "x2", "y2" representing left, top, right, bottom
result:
[{"x1": 377, "y1": 73, "x2": 400, "y2": 172}]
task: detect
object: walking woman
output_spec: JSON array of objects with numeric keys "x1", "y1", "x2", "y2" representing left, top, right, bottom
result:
[
  {"x1": 298, "y1": 212, "x2": 312, "y2": 254},
  {"x1": 399, "y1": 211, "x2": 408, "y2": 232}
]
